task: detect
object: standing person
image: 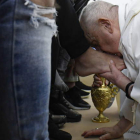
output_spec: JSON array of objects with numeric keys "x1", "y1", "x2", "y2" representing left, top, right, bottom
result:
[
  {"x1": 79, "y1": 0, "x2": 140, "y2": 139},
  {"x1": 0, "y1": 0, "x2": 57, "y2": 139}
]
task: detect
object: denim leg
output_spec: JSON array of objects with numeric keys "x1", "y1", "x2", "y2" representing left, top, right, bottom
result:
[{"x1": 0, "y1": 0, "x2": 57, "y2": 139}]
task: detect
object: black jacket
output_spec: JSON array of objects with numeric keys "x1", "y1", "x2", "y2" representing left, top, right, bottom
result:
[
  {"x1": 51, "y1": 0, "x2": 89, "y2": 84},
  {"x1": 56, "y1": 0, "x2": 89, "y2": 59}
]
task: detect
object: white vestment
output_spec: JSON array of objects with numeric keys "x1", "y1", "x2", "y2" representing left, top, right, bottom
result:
[
  {"x1": 120, "y1": 70, "x2": 140, "y2": 139},
  {"x1": 118, "y1": 0, "x2": 140, "y2": 132}
]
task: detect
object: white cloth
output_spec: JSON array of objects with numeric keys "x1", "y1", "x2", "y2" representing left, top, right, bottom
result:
[
  {"x1": 118, "y1": 0, "x2": 140, "y2": 131},
  {"x1": 120, "y1": 70, "x2": 140, "y2": 139}
]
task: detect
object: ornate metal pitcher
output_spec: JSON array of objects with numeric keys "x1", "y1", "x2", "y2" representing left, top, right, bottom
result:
[{"x1": 91, "y1": 76, "x2": 118, "y2": 123}]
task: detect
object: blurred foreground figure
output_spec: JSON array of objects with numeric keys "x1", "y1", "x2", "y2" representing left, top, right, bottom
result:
[{"x1": 0, "y1": 0, "x2": 56, "y2": 139}]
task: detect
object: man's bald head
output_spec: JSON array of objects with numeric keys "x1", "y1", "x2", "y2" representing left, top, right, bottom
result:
[{"x1": 79, "y1": 1, "x2": 118, "y2": 32}]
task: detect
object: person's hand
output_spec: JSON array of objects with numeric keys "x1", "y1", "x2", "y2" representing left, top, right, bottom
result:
[
  {"x1": 82, "y1": 117, "x2": 132, "y2": 140},
  {"x1": 92, "y1": 75, "x2": 109, "y2": 87},
  {"x1": 100, "y1": 60, "x2": 131, "y2": 91},
  {"x1": 82, "y1": 126, "x2": 123, "y2": 140}
]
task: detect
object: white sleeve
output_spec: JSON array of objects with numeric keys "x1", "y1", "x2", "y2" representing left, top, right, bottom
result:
[
  {"x1": 130, "y1": 13, "x2": 140, "y2": 104},
  {"x1": 120, "y1": 7, "x2": 140, "y2": 125},
  {"x1": 120, "y1": 98, "x2": 134, "y2": 122},
  {"x1": 120, "y1": 70, "x2": 134, "y2": 122}
]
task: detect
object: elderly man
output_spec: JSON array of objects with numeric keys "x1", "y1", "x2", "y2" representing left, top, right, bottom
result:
[{"x1": 79, "y1": 0, "x2": 140, "y2": 140}]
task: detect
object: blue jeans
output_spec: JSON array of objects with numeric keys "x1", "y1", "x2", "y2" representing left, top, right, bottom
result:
[{"x1": 0, "y1": 0, "x2": 57, "y2": 139}]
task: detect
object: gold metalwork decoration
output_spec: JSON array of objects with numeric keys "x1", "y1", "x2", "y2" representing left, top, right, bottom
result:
[{"x1": 91, "y1": 76, "x2": 119, "y2": 123}]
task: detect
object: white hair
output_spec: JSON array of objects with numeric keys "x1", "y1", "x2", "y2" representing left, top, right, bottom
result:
[{"x1": 79, "y1": 1, "x2": 118, "y2": 31}]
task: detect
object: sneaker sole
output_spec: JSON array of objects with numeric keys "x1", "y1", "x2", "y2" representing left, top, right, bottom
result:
[
  {"x1": 81, "y1": 89, "x2": 91, "y2": 92},
  {"x1": 81, "y1": 95, "x2": 89, "y2": 99}
]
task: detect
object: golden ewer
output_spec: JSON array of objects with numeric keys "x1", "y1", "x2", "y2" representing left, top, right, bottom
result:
[{"x1": 91, "y1": 76, "x2": 119, "y2": 123}]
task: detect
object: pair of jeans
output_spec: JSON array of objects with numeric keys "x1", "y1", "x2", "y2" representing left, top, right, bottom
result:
[{"x1": 0, "y1": 0, "x2": 57, "y2": 139}]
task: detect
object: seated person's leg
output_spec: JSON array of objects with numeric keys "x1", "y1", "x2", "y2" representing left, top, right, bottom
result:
[
  {"x1": 50, "y1": 47, "x2": 82, "y2": 122},
  {"x1": 63, "y1": 59, "x2": 91, "y2": 110}
]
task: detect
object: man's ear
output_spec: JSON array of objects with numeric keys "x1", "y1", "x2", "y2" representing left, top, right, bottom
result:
[{"x1": 98, "y1": 18, "x2": 113, "y2": 33}]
